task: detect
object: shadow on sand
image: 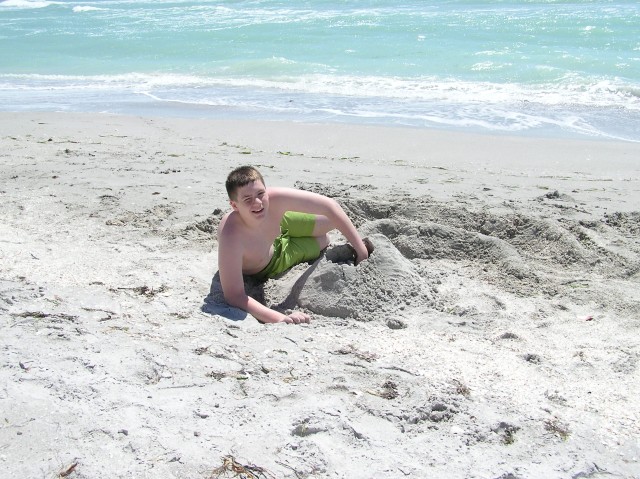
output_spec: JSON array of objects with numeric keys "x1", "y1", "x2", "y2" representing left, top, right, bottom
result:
[{"x1": 201, "y1": 248, "x2": 337, "y2": 322}]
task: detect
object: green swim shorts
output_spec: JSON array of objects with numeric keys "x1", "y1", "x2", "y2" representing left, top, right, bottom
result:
[{"x1": 251, "y1": 211, "x2": 321, "y2": 280}]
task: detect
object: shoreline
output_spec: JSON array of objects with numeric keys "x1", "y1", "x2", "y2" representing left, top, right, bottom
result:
[
  {"x1": 2, "y1": 94, "x2": 639, "y2": 144},
  {"x1": 3, "y1": 110, "x2": 639, "y2": 167},
  {"x1": 1, "y1": 111, "x2": 639, "y2": 478},
  {"x1": 3, "y1": 111, "x2": 638, "y2": 212}
]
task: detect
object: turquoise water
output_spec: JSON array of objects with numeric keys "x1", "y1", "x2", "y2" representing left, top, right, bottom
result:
[{"x1": 1, "y1": 0, "x2": 639, "y2": 141}]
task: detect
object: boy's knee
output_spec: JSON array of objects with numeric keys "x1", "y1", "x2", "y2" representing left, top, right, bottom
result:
[{"x1": 316, "y1": 233, "x2": 330, "y2": 251}]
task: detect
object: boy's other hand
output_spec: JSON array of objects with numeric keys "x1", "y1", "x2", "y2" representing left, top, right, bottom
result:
[{"x1": 282, "y1": 311, "x2": 311, "y2": 324}]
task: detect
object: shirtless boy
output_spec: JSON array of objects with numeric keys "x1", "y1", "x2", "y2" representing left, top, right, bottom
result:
[{"x1": 217, "y1": 165, "x2": 370, "y2": 324}]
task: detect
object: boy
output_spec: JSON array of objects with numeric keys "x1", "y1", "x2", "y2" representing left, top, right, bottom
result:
[{"x1": 217, "y1": 165, "x2": 370, "y2": 324}]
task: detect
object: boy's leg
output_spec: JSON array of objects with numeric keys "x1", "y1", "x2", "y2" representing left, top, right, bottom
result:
[
  {"x1": 282, "y1": 212, "x2": 332, "y2": 239},
  {"x1": 311, "y1": 214, "x2": 332, "y2": 250},
  {"x1": 281, "y1": 211, "x2": 330, "y2": 257}
]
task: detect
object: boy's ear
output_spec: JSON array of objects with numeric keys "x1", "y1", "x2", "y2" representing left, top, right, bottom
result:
[{"x1": 229, "y1": 199, "x2": 238, "y2": 211}]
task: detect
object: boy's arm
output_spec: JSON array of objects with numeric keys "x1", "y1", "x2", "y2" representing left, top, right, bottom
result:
[
  {"x1": 270, "y1": 187, "x2": 369, "y2": 263},
  {"x1": 217, "y1": 230, "x2": 309, "y2": 324}
]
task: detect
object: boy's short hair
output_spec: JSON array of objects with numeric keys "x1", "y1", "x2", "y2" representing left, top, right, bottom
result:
[{"x1": 226, "y1": 166, "x2": 265, "y2": 200}]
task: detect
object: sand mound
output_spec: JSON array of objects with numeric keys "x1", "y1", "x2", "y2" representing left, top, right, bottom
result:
[
  {"x1": 252, "y1": 191, "x2": 640, "y2": 321},
  {"x1": 295, "y1": 234, "x2": 438, "y2": 320}
]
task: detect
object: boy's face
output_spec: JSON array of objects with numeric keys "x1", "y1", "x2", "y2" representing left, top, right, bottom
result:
[{"x1": 230, "y1": 180, "x2": 269, "y2": 221}]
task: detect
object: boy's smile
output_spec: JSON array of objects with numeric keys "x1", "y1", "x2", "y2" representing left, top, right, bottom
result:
[{"x1": 232, "y1": 180, "x2": 269, "y2": 220}]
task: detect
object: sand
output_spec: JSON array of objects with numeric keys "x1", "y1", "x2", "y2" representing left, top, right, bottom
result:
[{"x1": 1, "y1": 112, "x2": 639, "y2": 479}]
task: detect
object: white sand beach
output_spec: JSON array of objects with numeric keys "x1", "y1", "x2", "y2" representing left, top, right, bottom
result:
[{"x1": 1, "y1": 112, "x2": 639, "y2": 479}]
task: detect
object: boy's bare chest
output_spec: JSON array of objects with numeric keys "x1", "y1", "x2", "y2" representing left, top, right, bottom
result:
[
  {"x1": 240, "y1": 221, "x2": 281, "y2": 269},
  {"x1": 245, "y1": 218, "x2": 281, "y2": 246}
]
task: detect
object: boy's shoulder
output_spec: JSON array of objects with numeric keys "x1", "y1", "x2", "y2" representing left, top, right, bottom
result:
[
  {"x1": 217, "y1": 210, "x2": 243, "y2": 240},
  {"x1": 268, "y1": 185, "x2": 324, "y2": 205}
]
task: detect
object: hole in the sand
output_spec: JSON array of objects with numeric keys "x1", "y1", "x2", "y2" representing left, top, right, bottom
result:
[
  {"x1": 498, "y1": 332, "x2": 520, "y2": 340},
  {"x1": 324, "y1": 243, "x2": 356, "y2": 264},
  {"x1": 523, "y1": 353, "x2": 542, "y2": 364},
  {"x1": 386, "y1": 318, "x2": 407, "y2": 330}
]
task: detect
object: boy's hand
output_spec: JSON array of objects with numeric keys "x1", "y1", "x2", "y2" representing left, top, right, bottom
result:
[
  {"x1": 354, "y1": 237, "x2": 375, "y2": 266},
  {"x1": 355, "y1": 250, "x2": 368, "y2": 265},
  {"x1": 282, "y1": 311, "x2": 310, "y2": 324}
]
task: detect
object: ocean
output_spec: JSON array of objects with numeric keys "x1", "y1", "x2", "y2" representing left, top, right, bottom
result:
[{"x1": 1, "y1": 0, "x2": 639, "y2": 142}]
